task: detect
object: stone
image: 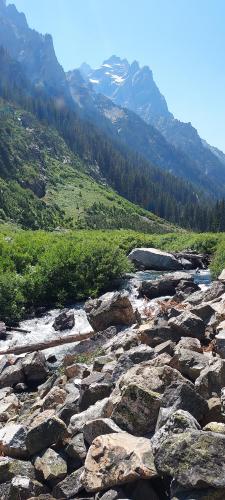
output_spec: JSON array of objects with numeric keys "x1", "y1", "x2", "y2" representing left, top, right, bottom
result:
[
  {"x1": 175, "y1": 280, "x2": 200, "y2": 296},
  {"x1": 0, "y1": 457, "x2": 35, "y2": 483},
  {"x1": 9, "y1": 476, "x2": 48, "y2": 499},
  {"x1": 158, "y1": 381, "x2": 208, "y2": 425},
  {"x1": 53, "y1": 466, "x2": 84, "y2": 498},
  {"x1": 22, "y1": 351, "x2": 48, "y2": 386},
  {"x1": 186, "y1": 281, "x2": 225, "y2": 306},
  {"x1": 82, "y1": 432, "x2": 157, "y2": 492},
  {"x1": 0, "y1": 362, "x2": 24, "y2": 389},
  {"x1": 42, "y1": 386, "x2": 67, "y2": 410},
  {"x1": 138, "y1": 320, "x2": 182, "y2": 347},
  {"x1": 64, "y1": 432, "x2": 87, "y2": 462},
  {"x1": 152, "y1": 410, "x2": 200, "y2": 454},
  {"x1": 0, "y1": 424, "x2": 28, "y2": 458},
  {"x1": 195, "y1": 358, "x2": 225, "y2": 399},
  {"x1": 79, "y1": 372, "x2": 112, "y2": 411},
  {"x1": 128, "y1": 247, "x2": 182, "y2": 271},
  {"x1": 112, "y1": 384, "x2": 161, "y2": 435},
  {"x1": 83, "y1": 418, "x2": 123, "y2": 445},
  {"x1": 171, "y1": 348, "x2": 209, "y2": 381},
  {"x1": 154, "y1": 430, "x2": 225, "y2": 489},
  {"x1": 171, "y1": 483, "x2": 225, "y2": 499},
  {"x1": 53, "y1": 310, "x2": 75, "y2": 331},
  {"x1": 0, "y1": 322, "x2": 6, "y2": 340},
  {"x1": 93, "y1": 355, "x2": 115, "y2": 372},
  {"x1": 26, "y1": 410, "x2": 67, "y2": 455},
  {"x1": 139, "y1": 272, "x2": 191, "y2": 299},
  {"x1": 103, "y1": 329, "x2": 139, "y2": 353},
  {"x1": 168, "y1": 312, "x2": 205, "y2": 339},
  {"x1": 203, "y1": 422, "x2": 225, "y2": 434},
  {"x1": 176, "y1": 337, "x2": 202, "y2": 353},
  {"x1": 0, "y1": 393, "x2": 20, "y2": 422},
  {"x1": 218, "y1": 269, "x2": 225, "y2": 281},
  {"x1": 65, "y1": 363, "x2": 90, "y2": 379},
  {"x1": 69, "y1": 397, "x2": 110, "y2": 435},
  {"x1": 112, "y1": 345, "x2": 154, "y2": 382},
  {"x1": 215, "y1": 331, "x2": 225, "y2": 358},
  {"x1": 34, "y1": 448, "x2": 67, "y2": 486},
  {"x1": 190, "y1": 303, "x2": 214, "y2": 322},
  {"x1": 85, "y1": 292, "x2": 136, "y2": 331},
  {"x1": 154, "y1": 340, "x2": 175, "y2": 356},
  {"x1": 202, "y1": 397, "x2": 225, "y2": 426}
]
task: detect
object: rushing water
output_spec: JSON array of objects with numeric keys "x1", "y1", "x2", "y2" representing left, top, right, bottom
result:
[{"x1": 0, "y1": 269, "x2": 211, "y2": 361}]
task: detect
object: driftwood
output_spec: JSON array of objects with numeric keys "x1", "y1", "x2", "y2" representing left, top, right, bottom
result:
[{"x1": 0, "y1": 331, "x2": 93, "y2": 356}]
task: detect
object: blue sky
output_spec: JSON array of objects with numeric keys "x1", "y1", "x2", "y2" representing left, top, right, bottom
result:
[{"x1": 9, "y1": 0, "x2": 225, "y2": 152}]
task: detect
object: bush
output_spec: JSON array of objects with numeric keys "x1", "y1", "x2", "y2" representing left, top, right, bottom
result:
[{"x1": 0, "y1": 272, "x2": 25, "y2": 325}]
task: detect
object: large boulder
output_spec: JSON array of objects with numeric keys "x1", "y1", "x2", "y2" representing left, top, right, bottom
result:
[
  {"x1": 152, "y1": 409, "x2": 200, "y2": 453},
  {"x1": 85, "y1": 292, "x2": 136, "y2": 331},
  {"x1": 79, "y1": 372, "x2": 113, "y2": 411},
  {"x1": 68, "y1": 398, "x2": 110, "y2": 436},
  {"x1": 158, "y1": 381, "x2": 208, "y2": 426},
  {"x1": 0, "y1": 424, "x2": 28, "y2": 459},
  {"x1": 139, "y1": 272, "x2": 192, "y2": 299},
  {"x1": 128, "y1": 248, "x2": 182, "y2": 271},
  {"x1": 83, "y1": 418, "x2": 123, "y2": 445},
  {"x1": 0, "y1": 361, "x2": 24, "y2": 389},
  {"x1": 154, "y1": 430, "x2": 225, "y2": 489},
  {"x1": 168, "y1": 312, "x2": 205, "y2": 340},
  {"x1": 53, "y1": 310, "x2": 75, "y2": 331},
  {"x1": 112, "y1": 384, "x2": 161, "y2": 435},
  {"x1": 171, "y1": 348, "x2": 209, "y2": 381},
  {"x1": 34, "y1": 448, "x2": 67, "y2": 486},
  {"x1": 26, "y1": 410, "x2": 67, "y2": 455},
  {"x1": 186, "y1": 281, "x2": 225, "y2": 306},
  {"x1": 112, "y1": 345, "x2": 154, "y2": 382},
  {"x1": 0, "y1": 456, "x2": 35, "y2": 483},
  {"x1": 195, "y1": 358, "x2": 225, "y2": 399},
  {"x1": 22, "y1": 351, "x2": 48, "y2": 386},
  {"x1": 82, "y1": 432, "x2": 157, "y2": 492}
]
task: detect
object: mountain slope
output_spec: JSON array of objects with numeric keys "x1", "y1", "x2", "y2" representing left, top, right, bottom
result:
[{"x1": 84, "y1": 56, "x2": 225, "y2": 197}]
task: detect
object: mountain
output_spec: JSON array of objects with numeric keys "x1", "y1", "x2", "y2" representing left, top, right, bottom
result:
[
  {"x1": 83, "y1": 56, "x2": 225, "y2": 197},
  {"x1": 0, "y1": 0, "x2": 71, "y2": 104}
]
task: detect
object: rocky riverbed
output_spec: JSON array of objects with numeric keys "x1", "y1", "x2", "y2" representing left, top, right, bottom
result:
[{"x1": 1, "y1": 248, "x2": 225, "y2": 499}]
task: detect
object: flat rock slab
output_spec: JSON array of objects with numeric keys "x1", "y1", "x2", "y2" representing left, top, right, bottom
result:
[
  {"x1": 128, "y1": 247, "x2": 182, "y2": 271},
  {"x1": 83, "y1": 432, "x2": 157, "y2": 492}
]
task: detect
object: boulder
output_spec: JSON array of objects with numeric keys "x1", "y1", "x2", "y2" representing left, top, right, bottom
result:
[
  {"x1": 195, "y1": 358, "x2": 225, "y2": 399},
  {"x1": 0, "y1": 424, "x2": 28, "y2": 459},
  {"x1": 83, "y1": 418, "x2": 123, "y2": 445},
  {"x1": 9, "y1": 476, "x2": 48, "y2": 499},
  {"x1": 171, "y1": 348, "x2": 209, "y2": 381},
  {"x1": 64, "y1": 432, "x2": 87, "y2": 463},
  {"x1": 65, "y1": 363, "x2": 90, "y2": 379},
  {"x1": 0, "y1": 361, "x2": 24, "y2": 389},
  {"x1": 79, "y1": 372, "x2": 112, "y2": 411},
  {"x1": 0, "y1": 457, "x2": 35, "y2": 483},
  {"x1": 112, "y1": 345, "x2": 154, "y2": 382},
  {"x1": 154, "y1": 340, "x2": 175, "y2": 357},
  {"x1": 154, "y1": 430, "x2": 225, "y2": 489},
  {"x1": 53, "y1": 310, "x2": 75, "y2": 331},
  {"x1": 53, "y1": 466, "x2": 84, "y2": 499},
  {"x1": 138, "y1": 320, "x2": 181, "y2": 346},
  {"x1": 128, "y1": 247, "x2": 182, "y2": 271},
  {"x1": 93, "y1": 355, "x2": 115, "y2": 372},
  {"x1": 176, "y1": 337, "x2": 202, "y2": 353},
  {"x1": 25, "y1": 410, "x2": 67, "y2": 455},
  {"x1": 0, "y1": 322, "x2": 6, "y2": 340},
  {"x1": 41, "y1": 386, "x2": 67, "y2": 410},
  {"x1": 203, "y1": 422, "x2": 225, "y2": 434},
  {"x1": 139, "y1": 272, "x2": 192, "y2": 299},
  {"x1": 186, "y1": 281, "x2": 225, "y2": 306},
  {"x1": 158, "y1": 381, "x2": 208, "y2": 425},
  {"x1": 215, "y1": 331, "x2": 225, "y2": 359},
  {"x1": 152, "y1": 410, "x2": 200, "y2": 453},
  {"x1": 85, "y1": 292, "x2": 136, "y2": 331},
  {"x1": 82, "y1": 432, "x2": 157, "y2": 492},
  {"x1": 190, "y1": 303, "x2": 214, "y2": 323},
  {"x1": 202, "y1": 397, "x2": 225, "y2": 426},
  {"x1": 171, "y1": 484, "x2": 225, "y2": 499},
  {"x1": 34, "y1": 448, "x2": 67, "y2": 486},
  {"x1": 69, "y1": 397, "x2": 110, "y2": 435},
  {"x1": 112, "y1": 383, "x2": 161, "y2": 435},
  {"x1": 22, "y1": 352, "x2": 48, "y2": 386},
  {"x1": 168, "y1": 312, "x2": 205, "y2": 339}
]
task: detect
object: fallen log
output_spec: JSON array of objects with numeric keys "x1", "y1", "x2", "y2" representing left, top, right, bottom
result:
[
  {"x1": 0, "y1": 331, "x2": 93, "y2": 356},
  {"x1": 6, "y1": 326, "x2": 31, "y2": 334}
]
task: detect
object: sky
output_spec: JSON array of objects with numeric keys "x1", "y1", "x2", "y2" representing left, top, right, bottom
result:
[{"x1": 7, "y1": 0, "x2": 225, "y2": 152}]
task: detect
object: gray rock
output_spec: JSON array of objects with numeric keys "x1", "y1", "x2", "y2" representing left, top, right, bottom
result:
[
  {"x1": 128, "y1": 247, "x2": 182, "y2": 271},
  {"x1": 82, "y1": 432, "x2": 157, "y2": 492},
  {"x1": 154, "y1": 430, "x2": 225, "y2": 489},
  {"x1": 0, "y1": 424, "x2": 28, "y2": 459},
  {"x1": 26, "y1": 410, "x2": 67, "y2": 455},
  {"x1": 69, "y1": 398, "x2": 110, "y2": 435},
  {"x1": 22, "y1": 351, "x2": 48, "y2": 386},
  {"x1": 34, "y1": 448, "x2": 67, "y2": 486},
  {"x1": 64, "y1": 432, "x2": 87, "y2": 462},
  {"x1": 195, "y1": 358, "x2": 225, "y2": 399},
  {"x1": 9, "y1": 476, "x2": 48, "y2": 499},
  {"x1": 0, "y1": 322, "x2": 6, "y2": 340},
  {"x1": 171, "y1": 348, "x2": 209, "y2": 381},
  {"x1": 176, "y1": 337, "x2": 202, "y2": 353},
  {"x1": 112, "y1": 345, "x2": 154, "y2": 382},
  {"x1": 53, "y1": 466, "x2": 84, "y2": 498},
  {"x1": 112, "y1": 383, "x2": 161, "y2": 435},
  {"x1": 53, "y1": 310, "x2": 75, "y2": 331},
  {"x1": 85, "y1": 292, "x2": 136, "y2": 331},
  {"x1": 158, "y1": 381, "x2": 208, "y2": 425},
  {"x1": 168, "y1": 312, "x2": 205, "y2": 339},
  {"x1": 152, "y1": 410, "x2": 200, "y2": 453},
  {"x1": 219, "y1": 270, "x2": 225, "y2": 281},
  {"x1": 79, "y1": 372, "x2": 112, "y2": 411},
  {"x1": 215, "y1": 331, "x2": 225, "y2": 359},
  {"x1": 83, "y1": 418, "x2": 123, "y2": 445},
  {"x1": 186, "y1": 281, "x2": 225, "y2": 306},
  {"x1": 0, "y1": 362, "x2": 24, "y2": 389},
  {"x1": 93, "y1": 355, "x2": 115, "y2": 372},
  {"x1": 190, "y1": 303, "x2": 215, "y2": 322},
  {"x1": 0, "y1": 457, "x2": 35, "y2": 483},
  {"x1": 154, "y1": 340, "x2": 175, "y2": 356},
  {"x1": 139, "y1": 272, "x2": 191, "y2": 299},
  {"x1": 138, "y1": 320, "x2": 181, "y2": 346}
]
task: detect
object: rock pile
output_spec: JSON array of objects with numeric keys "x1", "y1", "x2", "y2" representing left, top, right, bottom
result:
[{"x1": 1, "y1": 270, "x2": 225, "y2": 498}]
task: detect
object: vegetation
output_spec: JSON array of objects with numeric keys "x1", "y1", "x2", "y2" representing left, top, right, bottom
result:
[{"x1": 0, "y1": 226, "x2": 225, "y2": 325}]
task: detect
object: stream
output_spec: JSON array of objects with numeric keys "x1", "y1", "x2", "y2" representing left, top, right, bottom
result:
[{"x1": 0, "y1": 269, "x2": 211, "y2": 362}]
